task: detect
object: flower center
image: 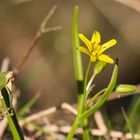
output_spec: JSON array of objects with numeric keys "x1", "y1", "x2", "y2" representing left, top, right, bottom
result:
[{"x1": 90, "y1": 43, "x2": 101, "y2": 57}]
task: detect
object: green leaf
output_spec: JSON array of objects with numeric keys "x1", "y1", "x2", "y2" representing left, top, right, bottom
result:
[
  {"x1": 72, "y1": 6, "x2": 83, "y2": 82},
  {"x1": 20, "y1": 118, "x2": 50, "y2": 136}
]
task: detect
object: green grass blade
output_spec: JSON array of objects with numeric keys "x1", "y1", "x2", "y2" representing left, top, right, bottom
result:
[
  {"x1": 21, "y1": 118, "x2": 51, "y2": 136},
  {"x1": 129, "y1": 95, "x2": 140, "y2": 119},
  {"x1": 122, "y1": 108, "x2": 136, "y2": 140},
  {"x1": 18, "y1": 94, "x2": 40, "y2": 117},
  {"x1": 0, "y1": 87, "x2": 24, "y2": 140},
  {"x1": 126, "y1": 95, "x2": 140, "y2": 132}
]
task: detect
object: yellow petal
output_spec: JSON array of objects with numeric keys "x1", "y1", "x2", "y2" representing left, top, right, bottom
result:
[
  {"x1": 78, "y1": 46, "x2": 90, "y2": 55},
  {"x1": 98, "y1": 54, "x2": 114, "y2": 64},
  {"x1": 91, "y1": 31, "x2": 101, "y2": 45},
  {"x1": 100, "y1": 39, "x2": 117, "y2": 54},
  {"x1": 79, "y1": 33, "x2": 92, "y2": 53}
]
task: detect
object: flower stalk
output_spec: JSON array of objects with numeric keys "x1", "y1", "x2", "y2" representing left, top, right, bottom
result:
[{"x1": 68, "y1": 5, "x2": 118, "y2": 140}]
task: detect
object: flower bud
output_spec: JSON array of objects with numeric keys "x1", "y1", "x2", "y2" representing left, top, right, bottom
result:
[
  {"x1": 115, "y1": 84, "x2": 136, "y2": 93},
  {"x1": 93, "y1": 61, "x2": 107, "y2": 75}
]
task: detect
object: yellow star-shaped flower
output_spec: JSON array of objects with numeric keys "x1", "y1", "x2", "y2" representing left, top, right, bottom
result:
[{"x1": 78, "y1": 31, "x2": 117, "y2": 64}]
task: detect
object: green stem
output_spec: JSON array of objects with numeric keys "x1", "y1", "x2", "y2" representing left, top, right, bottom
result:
[
  {"x1": 66, "y1": 61, "x2": 92, "y2": 140},
  {"x1": 86, "y1": 88, "x2": 106, "y2": 109},
  {"x1": 78, "y1": 61, "x2": 91, "y2": 140},
  {"x1": 78, "y1": 60, "x2": 92, "y2": 114},
  {"x1": 66, "y1": 117, "x2": 80, "y2": 140},
  {"x1": 78, "y1": 60, "x2": 92, "y2": 140},
  {"x1": 82, "y1": 118, "x2": 90, "y2": 140},
  {"x1": 86, "y1": 73, "x2": 96, "y2": 91}
]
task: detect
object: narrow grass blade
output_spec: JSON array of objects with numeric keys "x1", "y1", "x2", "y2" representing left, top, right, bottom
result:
[
  {"x1": 21, "y1": 119, "x2": 51, "y2": 136},
  {"x1": 18, "y1": 94, "x2": 40, "y2": 117},
  {"x1": 122, "y1": 108, "x2": 136, "y2": 140},
  {"x1": 0, "y1": 87, "x2": 24, "y2": 140},
  {"x1": 129, "y1": 95, "x2": 140, "y2": 119},
  {"x1": 127, "y1": 95, "x2": 140, "y2": 132}
]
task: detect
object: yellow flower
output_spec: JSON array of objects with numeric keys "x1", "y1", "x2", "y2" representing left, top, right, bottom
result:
[{"x1": 78, "y1": 31, "x2": 117, "y2": 64}]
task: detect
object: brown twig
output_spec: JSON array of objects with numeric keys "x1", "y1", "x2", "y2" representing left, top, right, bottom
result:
[
  {"x1": 19, "y1": 107, "x2": 57, "y2": 126},
  {"x1": 0, "y1": 57, "x2": 10, "y2": 73},
  {"x1": 19, "y1": 102, "x2": 77, "y2": 126},
  {"x1": 13, "y1": 5, "x2": 61, "y2": 74},
  {"x1": 61, "y1": 102, "x2": 77, "y2": 115},
  {"x1": 93, "y1": 111, "x2": 108, "y2": 135}
]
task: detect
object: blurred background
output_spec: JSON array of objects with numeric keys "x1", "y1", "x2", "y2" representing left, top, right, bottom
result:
[{"x1": 0, "y1": 0, "x2": 140, "y2": 122}]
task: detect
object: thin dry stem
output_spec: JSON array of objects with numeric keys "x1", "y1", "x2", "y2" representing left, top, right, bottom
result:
[
  {"x1": 13, "y1": 5, "x2": 61, "y2": 74},
  {"x1": 94, "y1": 111, "x2": 108, "y2": 134},
  {"x1": 0, "y1": 57, "x2": 10, "y2": 73},
  {"x1": 61, "y1": 102, "x2": 77, "y2": 115},
  {"x1": 19, "y1": 107, "x2": 57, "y2": 126},
  {"x1": 42, "y1": 26, "x2": 61, "y2": 34},
  {"x1": 39, "y1": 5, "x2": 57, "y2": 34},
  {"x1": 19, "y1": 102, "x2": 77, "y2": 126}
]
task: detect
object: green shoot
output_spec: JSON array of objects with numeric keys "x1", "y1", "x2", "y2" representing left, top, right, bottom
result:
[
  {"x1": 18, "y1": 94, "x2": 40, "y2": 118},
  {"x1": 122, "y1": 108, "x2": 136, "y2": 140},
  {"x1": 71, "y1": 6, "x2": 90, "y2": 140}
]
